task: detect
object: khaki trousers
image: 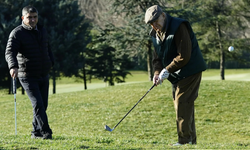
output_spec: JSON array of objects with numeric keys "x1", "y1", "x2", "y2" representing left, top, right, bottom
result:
[{"x1": 172, "y1": 72, "x2": 202, "y2": 144}]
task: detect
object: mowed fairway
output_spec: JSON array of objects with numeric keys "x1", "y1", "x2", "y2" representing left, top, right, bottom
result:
[
  {"x1": 49, "y1": 69, "x2": 250, "y2": 94},
  {"x1": 0, "y1": 69, "x2": 250, "y2": 149}
]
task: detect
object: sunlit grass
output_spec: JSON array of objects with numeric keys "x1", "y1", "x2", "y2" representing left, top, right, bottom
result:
[
  {"x1": 0, "y1": 69, "x2": 250, "y2": 149},
  {"x1": 49, "y1": 69, "x2": 250, "y2": 94}
]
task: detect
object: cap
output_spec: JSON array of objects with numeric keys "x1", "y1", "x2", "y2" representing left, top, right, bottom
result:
[{"x1": 145, "y1": 5, "x2": 163, "y2": 24}]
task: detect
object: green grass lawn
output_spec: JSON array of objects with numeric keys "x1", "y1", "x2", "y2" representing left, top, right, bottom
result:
[
  {"x1": 0, "y1": 69, "x2": 250, "y2": 149},
  {"x1": 48, "y1": 69, "x2": 250, "y2": 94},
  {"x1": 202, "y1": 69, "x2": 250, "y2": 81}
]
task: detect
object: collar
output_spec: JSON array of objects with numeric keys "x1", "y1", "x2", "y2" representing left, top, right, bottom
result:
[{"x1": 22, "y1": 21, "x2": 38, "y2": 31}]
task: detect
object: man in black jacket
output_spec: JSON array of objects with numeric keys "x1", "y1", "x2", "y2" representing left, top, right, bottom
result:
[{"x1": 5, "y1": 5, "x2": 54, "y2": 139}]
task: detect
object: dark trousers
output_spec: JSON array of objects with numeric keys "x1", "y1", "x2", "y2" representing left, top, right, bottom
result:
[
  {"x1": 172, "y1": 72, "x2": 202, "y2": 144},
  {"x1": 19, "y1": 75, "x2": 52, "y2": 135}
]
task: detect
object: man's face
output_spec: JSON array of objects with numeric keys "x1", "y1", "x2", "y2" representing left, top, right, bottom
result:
[
  {"x1": 22, "y1": 12, "x2": 38, "y2": 29},
  {"x1": 150, "y1": 14, "x2": 165, "y2": 32}
]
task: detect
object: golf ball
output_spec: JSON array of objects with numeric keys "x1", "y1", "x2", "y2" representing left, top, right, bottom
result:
[{"x1": 228, "y1": 46, "x2": 234, "y2": 52}]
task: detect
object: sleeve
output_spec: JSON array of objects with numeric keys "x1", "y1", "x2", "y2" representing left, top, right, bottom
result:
[
  {"x1": 5, "y1": 30, "x2": 20, "y2": 70},
  {"x1": 166, "y1": 23, "x2": 192, "y2": 73},
  {"x1": 152, "y1": 49, "x2": 163, "y2": 75}
]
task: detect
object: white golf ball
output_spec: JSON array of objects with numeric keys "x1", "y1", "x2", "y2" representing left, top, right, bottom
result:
[{"x1": 228, "y1": 46, "x2": 234, "y2": 52}]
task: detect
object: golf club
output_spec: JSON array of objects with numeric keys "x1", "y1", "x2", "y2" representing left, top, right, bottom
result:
[
  {"x1": 105, "y1": 84, "x2": 155, "y2": 132},
  {"x1": 13, "y1": 78, "x2": 17, "y2": 135}
]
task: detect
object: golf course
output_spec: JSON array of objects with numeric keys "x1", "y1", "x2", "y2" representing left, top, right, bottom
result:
[{"x1": 0, "y1": 69, "x2": 250, "y2": 149}]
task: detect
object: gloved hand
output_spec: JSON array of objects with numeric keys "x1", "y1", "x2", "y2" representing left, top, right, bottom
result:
[{"x1": 158, "y1": 68, "x2": 169, "y2": 84}]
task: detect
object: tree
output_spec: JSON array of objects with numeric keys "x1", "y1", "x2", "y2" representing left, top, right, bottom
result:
[
  {"x1": 78, "y1": 0, "x2": 115, "y2": 27},
  {"x1": 166, "y1": 0, "x2": 250, "y2": 77},
  {"x1": 0, "y1": 0, "x2": 91, "y2": 93},
  {"x1": 230, "y1": 0, "x2": 250, "y2": 68},
  {"x1": 108, "y1": 0, "x2": 169, "y2": 81},
  {"x1": 86, "y1": 26, "x2": 132, "y2": 86},
  {"x1": 33, "y1": 0, "x2": 91, "y2": 92},
  {"x1": 192, "y1": 0, "x2": 249, "y2": 79},
  {"x1": 0, "y1": 0, "x2": 28, "y2": 93},
  {"x1": 77, "y1": 0, "x2": 204, "y2": 81}
]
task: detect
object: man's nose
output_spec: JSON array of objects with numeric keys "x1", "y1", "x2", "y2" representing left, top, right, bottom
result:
[{"x1": 31, "y1": 18, "x2": 35, "y2": 22}]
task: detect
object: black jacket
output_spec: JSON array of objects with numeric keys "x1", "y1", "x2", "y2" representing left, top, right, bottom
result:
[{"x1": 5, "y1": 22, "x2": 54, "y2": 77}]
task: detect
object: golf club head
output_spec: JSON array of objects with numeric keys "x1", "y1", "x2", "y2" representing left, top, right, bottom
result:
[{"x1": 104, "y1": 125, "x2": 114, "y2": 132}]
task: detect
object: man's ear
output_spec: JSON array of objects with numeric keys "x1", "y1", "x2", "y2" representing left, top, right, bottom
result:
[{"x1": 21, "y1": 16, "x2": 24, "y2": 20}]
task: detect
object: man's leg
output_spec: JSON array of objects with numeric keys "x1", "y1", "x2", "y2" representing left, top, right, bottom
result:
[
  {"x1": 39, "y1": 75, "x2": 52, "y2": 134},
  {"x1": 19, "y1": 77, "x2": 52, "y2": 138},
  {"x1": 172, "y1": 72, "x2": 202, "y2": 144},
  {"x1": 173, "y1": 100, "x2": 195, "y2": 144}
]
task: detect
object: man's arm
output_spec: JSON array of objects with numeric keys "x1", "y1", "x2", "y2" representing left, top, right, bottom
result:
[
  {"x1": 152, "y1": 50, "x2": 164, "y2": 76},
  {"x1": 5, "y1": 30, "x2": 20, "y2": 78},
  {"x1": 166, "y1": 23, "x2": 192, "y2": 73}
]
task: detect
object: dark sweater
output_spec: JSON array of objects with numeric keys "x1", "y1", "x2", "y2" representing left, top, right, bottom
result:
[{"x1": 5, "y1": 22, "x2": 54, "y2": 77}]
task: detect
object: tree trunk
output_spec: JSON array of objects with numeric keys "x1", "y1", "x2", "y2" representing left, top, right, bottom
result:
[
  {"x1": 83, "y1": 65, "x2": 87, "y2": 90},
  {"x1": 8, "y1": 76, "x2": 11, "y2": 94},
  {"x1": 146, "y1": 40, "x2": 153, "y2": 81},
  {"x1": 220, "y1": 48, "x2": 225, "y2": 80},
  {"x1": 216, "y1": 21, "x2": 225, "y2": 80},
  {"x1": 53, "y1": 68, "x2": 56, "y2": 94}
]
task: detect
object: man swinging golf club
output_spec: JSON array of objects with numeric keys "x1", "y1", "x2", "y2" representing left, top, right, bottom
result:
[{"x1": 144, "y1": 5, "x2": 206, "y2": 146}]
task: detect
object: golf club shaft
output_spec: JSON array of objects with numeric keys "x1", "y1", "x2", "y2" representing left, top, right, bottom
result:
[
  {"x1": 113, "y1": 84, "x2": 155, "y2": 130},
  {"x1": 13, "y1": 78, "x2": 17, "y2": 135},
  {"x1": 15, "y1": 100, "x2": 16, "y2": 135}
]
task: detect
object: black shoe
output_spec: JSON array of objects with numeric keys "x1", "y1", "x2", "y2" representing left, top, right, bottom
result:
[
  {"x1": 31, "y1": 132, "x2": 52, "y2": 139},
  {"x1": 42, "y1": 132, "x2": 52, "y2": 139},
  {"x1": 31, "y1": 133, "x2": 43, "y2": 139}
]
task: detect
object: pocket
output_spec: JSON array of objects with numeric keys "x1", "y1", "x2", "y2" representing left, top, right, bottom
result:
[{"x1": 18, "y1": 77, "x2": 29, "y2": 90}]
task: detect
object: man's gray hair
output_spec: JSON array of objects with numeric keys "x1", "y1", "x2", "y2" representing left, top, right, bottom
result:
[{"x1": 22, "y1": 5, "x2": 38, "y2": 16}]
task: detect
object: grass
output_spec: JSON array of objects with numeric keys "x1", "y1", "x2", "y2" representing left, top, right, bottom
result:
[
  {"x1": 0, "y1": 69, "x2": 250, "y2": 149},
  {"x1": 49, "y1": 69, "x2": 250, "y2": 94},
  {"x1": 202, "y1": 69, "x2": 250, "y2": 81}
]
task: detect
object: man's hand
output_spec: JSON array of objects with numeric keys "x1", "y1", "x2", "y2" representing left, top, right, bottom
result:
[
  {"x1": 10, "y1": 68, "x2": 18, "y2": 79},
  {"x1": 157, "y1": 68, "x2": 169, "y2": 85},
  {"x1": 153, "y1": 74, "x2": 159, "y2": 85}
]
